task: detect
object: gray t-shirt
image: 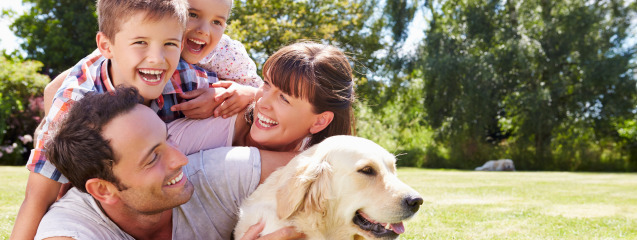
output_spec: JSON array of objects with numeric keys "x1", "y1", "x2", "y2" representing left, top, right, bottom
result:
[{"x1": 35, "y1": 147, "x2": 261, "y2": 240}]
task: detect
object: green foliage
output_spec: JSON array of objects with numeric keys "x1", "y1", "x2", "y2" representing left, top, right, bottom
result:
[
  {"x1": 3, "y1": 0, "x2": 636, "y2": 171},
  {"x1": 417, "y1": 0, "x2": 637, "y2": 170},
  {"x1": 0, "y1": 56, "x2": 49, "y2": 165},
  {"x1": 10, "y1": 0, "x2": 97, "y2": 76},
  {"x1": 356, "y1": 78, "x2": 434, "y2": 167},
  {"x1": 228, "y1": 0, "x2": 389, "y2": 106}
]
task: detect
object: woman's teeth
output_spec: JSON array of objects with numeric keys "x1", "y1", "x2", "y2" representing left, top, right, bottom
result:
[
  {"x1": 257, "y1": 113, "x2": 278, "y2": 127},
  {"x1": 165, "y1": 172, "x2": 184, "y2": 186}
]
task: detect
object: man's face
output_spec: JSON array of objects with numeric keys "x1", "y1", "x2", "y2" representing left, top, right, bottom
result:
[{"x1": 102, "y1": 104, "x2": 194, "y2": 214}]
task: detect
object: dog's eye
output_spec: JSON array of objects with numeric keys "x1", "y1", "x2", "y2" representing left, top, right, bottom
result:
[{"x1": 358, "y1": 166, "x2": 376, "y2": 176}]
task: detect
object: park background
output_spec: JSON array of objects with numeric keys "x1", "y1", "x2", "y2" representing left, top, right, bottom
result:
[
  {"x1": 0, "y1": 0, "x2": 636, "y2": 171},
  {"x1": 1, "y1": 1, "x2": 637, "y2": 239}
]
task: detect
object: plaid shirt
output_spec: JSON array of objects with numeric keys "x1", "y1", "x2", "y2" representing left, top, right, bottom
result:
[{"x1": 27, "y1": 49, "x2": 217, "y2": 182}]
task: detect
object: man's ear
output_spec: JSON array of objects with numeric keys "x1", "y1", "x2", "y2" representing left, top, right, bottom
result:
[
  {"x1": 96, "y1": 32, "x2": 114, "y2": 59},
  {"x1": 309, "y1": 111, "x2": 334, "y2": 134},
  {"x1": 85, "y1": 178, "x2": 119, "y2": 205}
]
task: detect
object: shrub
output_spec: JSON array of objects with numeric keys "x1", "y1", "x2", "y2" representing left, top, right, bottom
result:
[{"x1": 0, "y1": 55, "x2": 49, "y2": 165}]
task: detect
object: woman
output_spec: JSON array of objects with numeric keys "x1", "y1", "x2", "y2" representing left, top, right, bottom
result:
[{"x1": 167, "y1": 41, "x2": 355, "y2": 155}]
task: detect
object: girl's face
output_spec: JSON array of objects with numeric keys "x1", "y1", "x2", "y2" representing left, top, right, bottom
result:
[
  {"x1": 181, "y1": 0, "x2": 230, "y2": 64},
  {"x1": 249, "y1": 77, "x2": 322, "y2": 151}
]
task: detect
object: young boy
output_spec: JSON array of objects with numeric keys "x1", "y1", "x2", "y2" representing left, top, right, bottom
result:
[
  {"x1": 10, "y1": 0, "x2": 207, "y2": 239},
  {"x1": 41, "y1": 0, "x2": 261, "y2": 120}
]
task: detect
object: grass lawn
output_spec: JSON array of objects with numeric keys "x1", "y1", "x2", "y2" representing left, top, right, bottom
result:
[{"x1": 1, "y1": 166, "x2": 636, "y2": 239}]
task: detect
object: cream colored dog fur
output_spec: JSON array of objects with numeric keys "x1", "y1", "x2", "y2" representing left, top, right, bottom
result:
[{"x1": 234, "y1": 136, "x2": 423, "y2": 240}]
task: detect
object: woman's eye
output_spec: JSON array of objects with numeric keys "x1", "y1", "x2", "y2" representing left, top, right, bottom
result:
[
  {"x1": 280, "y1": 94, "x2": 289, "y2": 104},
  {"x1": 134, "y1": 41, "x2": 146, "y2": 45},
  {"x1": 213, "y1": 20, "x2": 222, "y2": 26},
  {"x1": 188, "y1": 12, "x2": 198, "y2": 18}
]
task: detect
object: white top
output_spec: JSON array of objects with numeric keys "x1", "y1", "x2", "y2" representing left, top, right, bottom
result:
[{"x1": 167, "y1": 115, "x2": 237, "y2": 155}]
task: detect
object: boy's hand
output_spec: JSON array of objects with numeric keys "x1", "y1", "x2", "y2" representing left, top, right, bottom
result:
[
  {"x1": 240, "y1": 220, "x2": 305, "y2": 240},
  {"x1": 211, "y1": 81, "x2": 258, "y2": 118},
  {"x1": 171, "y1": 88, "x2": 222, "y2": 119}
]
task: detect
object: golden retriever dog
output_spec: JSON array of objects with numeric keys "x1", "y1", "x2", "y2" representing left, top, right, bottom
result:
[
  {"x1": 234, "y1": 135, "x2": 423, "y2": 240},
  {"x1": 475, "y1": 159, "x2": 515, "y2": 171}
]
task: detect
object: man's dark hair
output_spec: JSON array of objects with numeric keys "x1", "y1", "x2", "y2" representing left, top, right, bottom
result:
[{"x1": 45, "y1": 87, "x2": 144, "y2": 193}]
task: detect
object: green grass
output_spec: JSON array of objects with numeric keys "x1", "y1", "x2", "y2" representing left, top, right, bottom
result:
[
  {"x1": 399, "y1": 168, "x2": 637, "y2": 239},
  {"x1": 0, "y1": 166, "x2": 28, "y2": 239},
  {"x1": 2, "y1": 167, "x2": 636, "y2": 239}
]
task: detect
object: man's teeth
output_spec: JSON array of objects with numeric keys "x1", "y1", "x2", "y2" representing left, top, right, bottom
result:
[
  {"x1": 257, "y1": 113, "x2": 278, "y2": 127},
  {"x1": 189, "y1": 38, "x2": 205, "y2": 45},
  {"x1": 165, "y1": 172, "x2": 183, "y2": 186}
]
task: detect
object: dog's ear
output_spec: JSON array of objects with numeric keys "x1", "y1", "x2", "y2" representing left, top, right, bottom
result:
[{"x1": 276, "y1": 148, "x2": 332, "y2": 220}]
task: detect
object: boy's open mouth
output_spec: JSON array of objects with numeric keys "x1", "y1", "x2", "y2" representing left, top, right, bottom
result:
[
  {"x1": 187, "y1": 38, "x2": 206, "y2": 53},
  {"x1": 138, "y1": 69, "x2": 164, "y2": 84}
]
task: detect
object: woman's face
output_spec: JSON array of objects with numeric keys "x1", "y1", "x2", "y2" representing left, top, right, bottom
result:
[{"x1": 249, "y1": 77, "x2": 321, "y2": 151}]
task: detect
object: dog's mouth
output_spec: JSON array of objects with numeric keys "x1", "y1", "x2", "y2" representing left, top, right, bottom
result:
[{"x1": 353, "y1": 210, "x2": 404, "y2": 238}]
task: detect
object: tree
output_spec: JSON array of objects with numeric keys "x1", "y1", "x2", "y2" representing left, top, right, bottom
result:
[
  {"x1": 10, "y1": 0, "x2": 97, "y2": 77},
  {"x1": 418, "y1": 0, "x2": 636, "y2": 169},
  {"x1": 227, "y1": 0, "x2": 388, "y2": 105}
]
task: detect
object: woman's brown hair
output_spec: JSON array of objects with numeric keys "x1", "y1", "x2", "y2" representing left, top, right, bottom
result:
[{"x1": 262, "y1": 41, "x2": 355, "y2": 147}]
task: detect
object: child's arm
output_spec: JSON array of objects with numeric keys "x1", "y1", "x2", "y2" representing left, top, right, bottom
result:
[
  {"x1": 170, "y1": 88, "x2": 224, "y2": 119},
  {"x1": 43, "y1": 69, "x2": 69, "y2": 115},
  {"x1": 10, "y1": 172, "x2": 61, "y2": 240},
  {"x1": 211, "y1": 81, "x2": 258, "y2": 118},
  {"x1": 11, "y1": 68, "x2": 72, "y2": 239}
]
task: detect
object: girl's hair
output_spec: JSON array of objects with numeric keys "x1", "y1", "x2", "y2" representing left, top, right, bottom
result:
[{"x1": 262, "y1": 41, "x2": 355, "y2": 147}]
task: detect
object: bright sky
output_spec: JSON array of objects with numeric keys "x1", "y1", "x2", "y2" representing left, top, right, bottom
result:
[{"x1": 0, "y1": 0, "x2": 26, "y2": 55}]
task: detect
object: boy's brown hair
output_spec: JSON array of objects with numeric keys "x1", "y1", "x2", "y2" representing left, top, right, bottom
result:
[{"x1": 97, "y1": 0, "x2": 189, "y2": 41}]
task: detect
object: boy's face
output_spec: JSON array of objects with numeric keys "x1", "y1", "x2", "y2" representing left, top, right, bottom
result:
[
  {"x1": 181, "y1": 0, "x2": 231, "y2": 64},
  {"x1": 98, "y1": 12, "x2": 183, "y2": 104},
  {"x1": 104, "y1": 104, "x2": 194, "y2": 213}
]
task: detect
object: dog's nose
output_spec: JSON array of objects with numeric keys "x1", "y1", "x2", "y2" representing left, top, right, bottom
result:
[{"x1": 403, "y1": 195, "x2": 424, "y2": 213}]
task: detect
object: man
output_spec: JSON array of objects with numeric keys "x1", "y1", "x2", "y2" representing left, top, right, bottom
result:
[{"x1": 35, "y1": 87, "x2": 302, "y2": 240}]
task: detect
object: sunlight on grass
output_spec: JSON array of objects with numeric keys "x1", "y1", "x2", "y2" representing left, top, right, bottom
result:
[
  {"x1": 398, "y1": 168, "x2": 637, "y2": 239},
  {"x1": 0, "y1": 166, "x2": 28, "y2": 239},
  {"x1": 1, "y1": 166, "x2": 636, "y2": 239}
]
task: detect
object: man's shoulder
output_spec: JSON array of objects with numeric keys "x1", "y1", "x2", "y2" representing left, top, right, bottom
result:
[{"x1": 36, "y1": 188, "x2": 133, "y2": 240}]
